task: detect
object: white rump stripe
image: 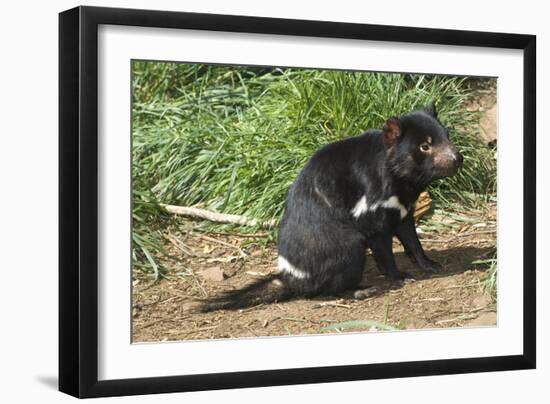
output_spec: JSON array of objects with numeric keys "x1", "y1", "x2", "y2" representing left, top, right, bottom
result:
[{"x1": 278, "y1": 256, "x2": 310, "y2": 279}]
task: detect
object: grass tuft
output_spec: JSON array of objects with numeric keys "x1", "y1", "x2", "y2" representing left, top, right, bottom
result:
[{"x1": 473, "y1": 256, "x2": 498, "y2": 297}]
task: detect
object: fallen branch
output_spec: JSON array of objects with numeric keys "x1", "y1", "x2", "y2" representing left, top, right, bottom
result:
[
  {"x1": 313, "y1": 301, "x2": 352, "y2": 309},
  {"x1": 162, "y1": 204, "x2": 278, "y2": 229}
]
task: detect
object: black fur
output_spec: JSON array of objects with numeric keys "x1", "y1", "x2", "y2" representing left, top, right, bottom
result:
[
  {"x1": 198, "y1": 104, "x2": 463, "y2": 311},
  {"x1": 197, "y1": 274, "x2": 289, "y2": 312}
]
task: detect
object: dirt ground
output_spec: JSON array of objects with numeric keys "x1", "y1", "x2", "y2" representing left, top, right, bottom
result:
[
  {"x1": 132, "y1": 203, "x2": 496, "y2": 342},
  {"x1": 132, "y1": 83, "x2": 497, "y2": 343}
]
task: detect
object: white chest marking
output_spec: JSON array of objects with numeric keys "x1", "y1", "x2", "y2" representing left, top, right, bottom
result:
[
  {"x1": 351, "y1": 195, "x2": 368, "y2": 218},
  {"x1": 351, "y1": 194, "x2": 408, "y2": 219},
  {"x1": 381, "y1": 195, "x2": 408, "y2": 219},
  {"x1": 278, "y1": 256, "x2": 310, "y2": 279}
]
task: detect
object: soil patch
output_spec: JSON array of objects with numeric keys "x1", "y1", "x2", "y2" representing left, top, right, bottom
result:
[{"x1": 132, "y1": 204, "x2": 496, "y2": 342}]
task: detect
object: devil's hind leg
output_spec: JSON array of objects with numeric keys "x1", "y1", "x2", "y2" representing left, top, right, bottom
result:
[{"x1": 319, "y1": 244, "x2": 366, "y2": 295}]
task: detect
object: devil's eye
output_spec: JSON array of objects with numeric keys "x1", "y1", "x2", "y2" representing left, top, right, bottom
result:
[{"x1": 420, "y1": 143, "x2": 431, "y2": 152}]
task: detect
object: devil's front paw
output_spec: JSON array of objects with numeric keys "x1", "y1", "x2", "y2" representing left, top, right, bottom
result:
[
  {"x1": 419, "y1": 258, "x2": 442, "y2": 273},
  {"x1": 386, "y1": 270, "x2": 415, "y2": 282}
]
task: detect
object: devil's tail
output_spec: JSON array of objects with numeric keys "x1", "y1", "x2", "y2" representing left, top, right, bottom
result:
[{"x1": 196, "y1": 274, "x2": 291, "y2": 312}]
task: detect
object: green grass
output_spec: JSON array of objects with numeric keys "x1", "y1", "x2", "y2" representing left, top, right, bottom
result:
[
  {"x1": 132, "y1": 61, "x2": 496, "y2": 278},
  {"x1": 473, "y1": 256, "x2": 498, "y2": 297}
]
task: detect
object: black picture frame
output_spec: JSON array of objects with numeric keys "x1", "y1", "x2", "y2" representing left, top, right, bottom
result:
[{"x1": 59, "y1": 5, "x2": 536, "y2": 398}]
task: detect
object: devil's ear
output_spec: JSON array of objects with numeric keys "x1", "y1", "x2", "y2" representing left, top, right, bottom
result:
[
  {"x1": 424, "y1": 100, "x2": 438, "y2": 118},
  {"x1": 383, "y1": 117, "x2": 401, "y2": 146}
]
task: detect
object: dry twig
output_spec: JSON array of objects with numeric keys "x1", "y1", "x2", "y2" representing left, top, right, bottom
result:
[{"x1": 163, "y1": 204, "x2": 277, "y2": 229}]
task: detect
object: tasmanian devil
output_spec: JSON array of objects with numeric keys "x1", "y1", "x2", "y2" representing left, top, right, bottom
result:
[{"x1": 198, "y1": 103, "x2": 463, "y2": 312}]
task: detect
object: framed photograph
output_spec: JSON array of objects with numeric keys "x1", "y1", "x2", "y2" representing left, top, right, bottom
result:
[{"x1": 59, "y1": 6, "x2": 536, "y2": 398}]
